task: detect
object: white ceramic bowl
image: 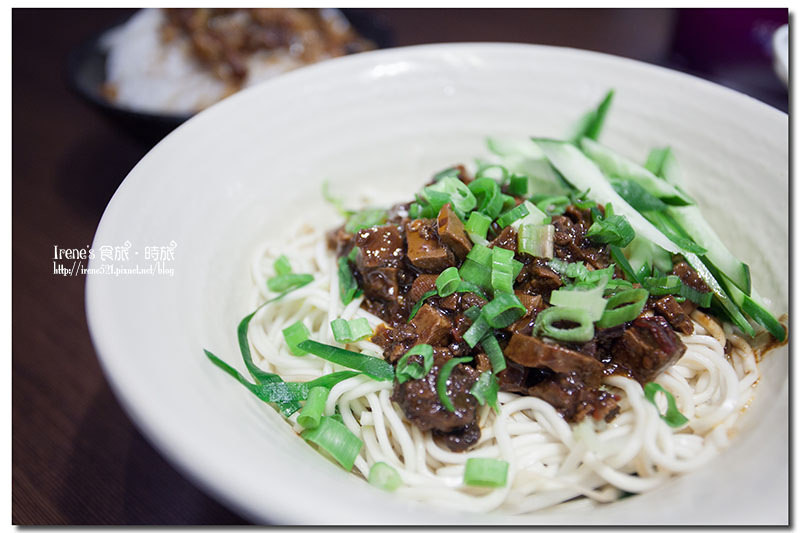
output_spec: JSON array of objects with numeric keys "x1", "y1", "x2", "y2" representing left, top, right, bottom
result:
[{"x1": 85, "y1": 43, "x2": 788, "y2": 525}]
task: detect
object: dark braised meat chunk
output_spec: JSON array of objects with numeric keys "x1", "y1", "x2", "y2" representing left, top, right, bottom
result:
[
  {"x1": 405, "y1": 219, "x2": 455, "y2": 272},
  {"x1": 504, "y1": 334, "x2": 604, "y2": 386},
  {"x1": 507, "y1": 293, "x2": 545, "y2": 336},
  {"x1": 497, "y1": 361, "x2": 553, "y2": 394},
  {"x1": 434, "y1": 421, "x2": 481, "y2": 452},
  {"x1": 437, "y1": 203, "x2": 473, "y2": 261},
  {"x1": 652, "y1": 295, "x2": 694, "y2": 335},
  {"x1": 354, "y1": 224, "x2": 405, "y2": 302},
  {"x1": 612, "y1": 316, "x2": 687, "y2": 383},
  {"x1": 529, "y1": 374, "x2": 620, "y2": 423},
  {"x1": 408, "y1": 274, "x2": 438, "y2": 304},
  {"x1": 392, "y1": 351, "x2": 480, "y2": 436},
  {"x1": 516, "y1": 258, "x2": 562, "y2": 299},
  {"x1": 410, "y1": 303, "x2": 453, "y2": 346},
  {"x1": 490, "y1": 226, "x2": 518, "y2": 251},
  {"x1": 551, "y1": 213, "x2": 610, "y2": 269},
  {"x1": 672, "y1": 261, "x2": 711, "y2": 294}
]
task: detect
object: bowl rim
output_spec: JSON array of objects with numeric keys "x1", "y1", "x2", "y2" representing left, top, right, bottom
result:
[{"x1": 85, "y1": 41, "x2": 788, "y2": 525}]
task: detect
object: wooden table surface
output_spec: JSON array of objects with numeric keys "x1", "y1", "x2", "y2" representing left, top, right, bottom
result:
[{"x1": 11, "y1": 8, "x2": 787, "y2": 525}]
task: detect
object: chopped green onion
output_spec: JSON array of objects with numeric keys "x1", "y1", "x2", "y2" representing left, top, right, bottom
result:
[
  {"x1": 475, "y1": 164, "x2": 510, "y2": 183},
  {"x1": 436, "y1": 356, "x2": 473, "y2": 412},
  {"x1": 368, "y1": 462, "x2": 402, "y2": 492},
  {"x1": 508, "y1": 174, "x2": 529, "y2": 196},
  {"x1": 345, "y1": 208, "x2": 388, "y2": 234},
  {"x1": 496, "y1": 203, "x2": 530, "y2": 228},
  {"x1": 465, "y1": 211, "x2": 492, "y2": 243},
  {"x1": 533, "y1": 306, "x2": 594, "y2": 342},
  {"x1": 455, "y1": 280, "x2": 488, "y2": 299},
  {"x1": 408, "y1": 289, "x2": 437, "y2": 321},
  {"x1": 463, "y1": 458, "x2": 509, "y2": 488},
  {"x1": 463, "y1": 314, "x2": 491, "y2": 348},
  {"x1": 408, "y1": 202, "x2": 423, "y2": 219},
  {"x1": 605, "y1": 278, "x2": 634, "y2": 296},
  {"x1": 464, "y1": 305, "x2": 481, "y2": 322},
  {"x1": 301, "y1": 415, "x2": 363, "y2": 471},
  {"x1": 609, "y1": 245, "x2": 641, "y2": 283},
  {"x1": 282, "y1": 321, "x2": 310, "y2": 356},
  {"x1": 491, "y1": 246, "x2": 516, "y2": 294},
  {"x1": 586, "y1": 204, "x2": 635, "y2": 248},
  {"x1": 297, "y1": 340, "x2": 394, "y2": 381},
  {"x1": 482, "y1": 293, "x2": 526, "y2": 329},
  {"x1": 436, "y1": 267, "x2": 462, "y2": 297},
  {"x1": 597, "y1": 288, "x2": 649, "y2": 328},
  {"x1": 274, "y1": 254, "x2": 292, "y2": 275},
  {"x1": 518, "y1": 223, "x2": 554, "y2": 258},
  {"x1": 459, "y1": 243, "x2": 493, "y2": 291},
  {"x1": 469, "y1": 371, "x2": 500, "y2": 413},
  {"x1": 330, "y1": 317, "x2": 373, "y2": 343},
  {"x1": 549, "y1": 285, "x2": 608, "y2": 322},
  {"x1": 433, "y1": 166, "x2": 461, "y2": 182},
  {"x1": 297, "y1": 386, "x2": 329, "y2": 429},
  {"x1": 511, "y1": 200, "x2": 549, "y2": 229},
  {"x1": 423, "y1": 176, "x2": 477, "y2": 214},
  {"x1": 480, "y1": 334, "x2": 507, "y2": 373},
  {"x1": 511, "y1": 259, "x2": 524, "y2": 281},
  {"x1": 644, "y1": 382, "x2": 689, "y2": 428},
  {"x1": 267, "y1": 273, "x2": 314, "y2": 293},
  {"x1": 532, "y1": 194, "x2": 570, "y2": 216},
  {"x1": 396, "y1": 344, "x2": 434, "y2": 384},
  {"x1": 468, "y1": 177, "x2": 505, "y2": 219},
  {"x1": 337, "y1": 256, "x2": 362, "y2": 305}
]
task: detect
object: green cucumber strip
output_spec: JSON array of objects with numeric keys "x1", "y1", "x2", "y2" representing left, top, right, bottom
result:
[
  {"x1": 666, "y1": 205, "x2": 751, "y2": 294},
  {"x1": 533, "y1": 139, "x2": 681, "y2": 254},
  {"x1": 683, "y1": 253, "x2": 755, "y2": 337},
  {"x1": 579, "y1": 138, "x2": 693, "y2": 206},
  {"x1": 569, "y1": 89, "x2": 615, "y2": 142},
  {"x1": 704, "y1": 262, "x2": 784, "y2": 341},
  {"x1": 643, "y1": 211, "x2": 707, "y2": 254},
  {"x1": 646, "y1": 146, "x2": 686, "y2": 189}
]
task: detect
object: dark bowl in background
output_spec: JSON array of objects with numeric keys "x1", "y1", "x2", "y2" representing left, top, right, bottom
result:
[{"x1": 66, "y1": 9, "x2": 394, "y2": 146}]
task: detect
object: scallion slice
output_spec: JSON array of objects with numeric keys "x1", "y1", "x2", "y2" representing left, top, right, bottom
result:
[
  {"x1": 436, "y1": 356, "x2": 473, "y2": 412},
  {"x1": 345, "y1": 208, "x2": 388, "y2": 234},
  {"x1": 396, "y1": 344, "x2": 434, "y2": 384},
  {"x1": 470, "y1": 371, "x2": 500, "y2": 413},
  {"x1": 274, "y1": 254, "x2": 292, "y2": 276},
  {"x1": 330, "y1": 317, "x2": 373, "y2": 343},
  {"x1": 508, "y1": 174, "x2": 529, "y2": 197},
  {"x1": 436, "y1": 267, "x2": 462, "y2": 297},
  {"x1": 297, "y1": 386, "x2": 329, "y2": 429},
  {"x1": 463, "y1": 458, "x2": 509, "y2": 488},
  {"x1": 585, "y1": 203, "x2": 635, "y2": 248},
  {"x1": 597, "y1": 288, "x2": 649, "y2": 328},
  {"x1": 518, "y1": 223, "x2": 554, "y2": 258},
  {"x1": 301, "y1": 415, "x2": 363, "y2": 471},
  {"x1": 480, "y1": 334, "x2": 507, "y2": 373},
  {"x1": 490, "y1": 246, "x2": 516, "y2": 294},
  {"x1": 533, "y1": 307, "x2": 594, "y2": 342},
  {"x1": 408, "y1": 289, "x2": 437, "y2": 321},
  {"x1": 496, "y1": 202, "x2": 530, "y2": 228},
  {"x1": 549, "y1": 285, "x2": 608, "y2": 322},
  {"x1": 433, "y1": 166, "x2": 461, "y2": 182},
  {"x1": 469, "y1": 177, "x2": 505, "y2": 219},
  {"x1": 423, "y1": 176, "x2": 477, "y2": 214},
  {"x1": 267, "y1": 272, "x2": 314, "y2": 293},
  {"x1": 463, "y1": 314, "x2": 491, "y2": 348},
  {"x1": 282, "y1": 321, "x2": 310, "y2": 356},
  {"x1": 644, "y1": 382, "x2": 689, "y2": 428},
  {"x1": 297, "y1": 340, "x2": 394, "y2": 381},
  {"x1": 337, "y1": 255, "x2": 362, "y2": 305},
  {"x1": 482, "y1": 293, "x2": 526, "y2": 329},
  {"x1": 532, "y1": 194, "x2": 570, "y2": 216},
  {"x1": 459, "y1": 243, "x2": 493, "y2": 291},
  {"x1": 368, "y1": 462, "x2": 402, "y2": 492},
  {"x1": 465, "y1": 211, "x2": 492, "y2": 243},
  {"x1": 475, "y1": 163, "x2": 510, "y2": 183}
]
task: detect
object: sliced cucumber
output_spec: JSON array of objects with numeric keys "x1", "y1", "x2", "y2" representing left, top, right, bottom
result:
[
  {"x1": 646, "y1": 146, "x2": 686, "y2": 189},
  {"x1": 579, "y1": 138, "x2": 694, "y2": 206},
  {"x1": 569, "y1": 89, "x2": 615, "y2": 143},
  {"x1": 533, "y1": 139, "x2": 681, "y2": 255},
  {"x1": 667, "y1": 205, "x2": 751, "y2": 294},
  {"x1": 683, "y1": 253, "x2": 755, "y2": 337}
]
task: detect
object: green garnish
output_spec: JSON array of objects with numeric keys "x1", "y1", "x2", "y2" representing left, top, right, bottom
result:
[
  {"x1": 297, "y1": 340, "x2": 394, "y2": 382},
  {"x1": 396, "y1": 344, "x2": 434, "y2": 384},
  {"x1": 643, "y1": 382, "x2": 689, "y2": 428},
  {"x1": 463, "y1": 458, "x2": 509, "y2": 488}
]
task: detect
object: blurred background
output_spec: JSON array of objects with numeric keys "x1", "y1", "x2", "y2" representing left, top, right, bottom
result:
[{"x1": 12, "y1": 8, "x2": 789, "y2": 525}]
